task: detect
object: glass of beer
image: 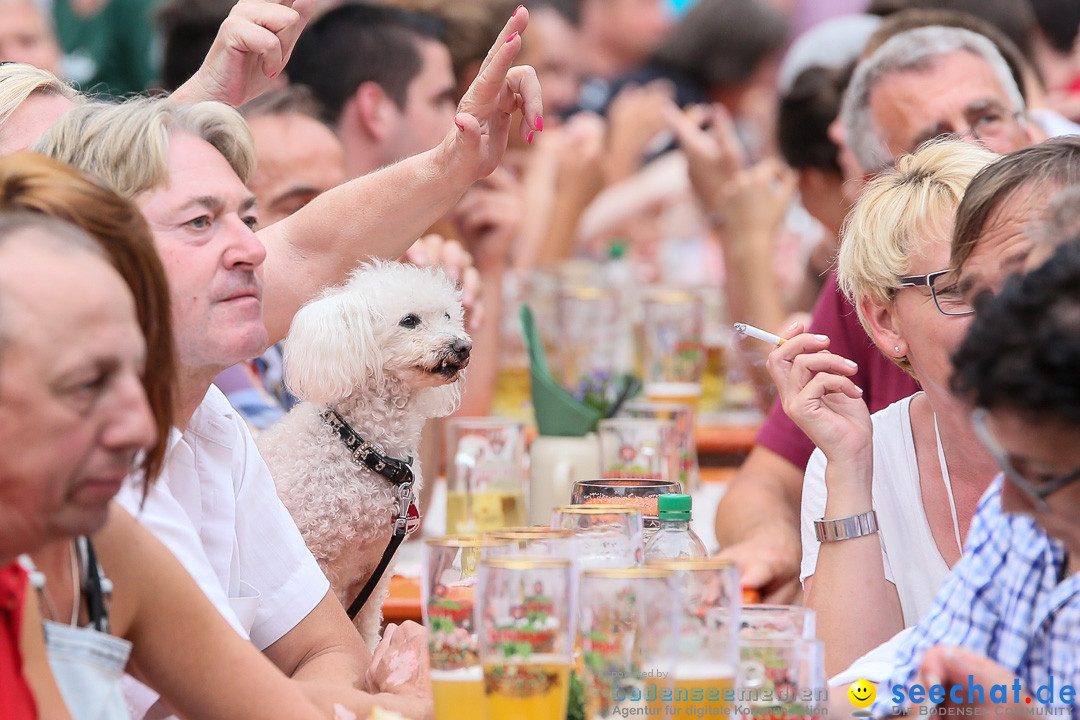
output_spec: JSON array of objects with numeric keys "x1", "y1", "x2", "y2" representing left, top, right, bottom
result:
[
  {"x1": 445, "y1": 418, "x2": 528, "y2": 534},
  {"x1": 422, "y1": 535, "x2": 514, "y2": 720},
  {"x1": 551, "y1": 505, "x2": 645, "y2": 570},
  {"x1": 646, "y1": 558, "x2": 741, "y2": 716},
  {"x1": 739, "y1": 604, "x2": 816, "y2": 640},
  {"x1": 555, "y1": 284, "x2": 619, "y2": 394},
  {"x1": 739, "y1": 637, "x2": 826, "y2": 720},
  {"x1": 621, "y1": 399, "x2": 700, "y2": 491},
  {"x1": 597, "y1": 418, "x2": 679, "y2": 484},
  {"x1": 484, "y1": 527, "x2": 579, "y2": 559},
  {"x1": 641, "y1": 289, "x2": 705, "y2": 409},
  {"x1": 477, "y1": 556, "x2": 575, "y2": 720},
  {"x1": 579, "y1": 567, "x2": 679, "y2": 719}
]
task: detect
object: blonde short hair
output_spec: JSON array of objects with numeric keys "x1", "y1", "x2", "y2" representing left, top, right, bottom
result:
[
  {"x1": 32, "y1": 96, "x2": 255, "y2": 198},
  {"x1": 0, "y1": 63, "x2": 80, "y2": 128},
  {"x1": 837, "y1": 139, "x2": 997, "y2": 373}
]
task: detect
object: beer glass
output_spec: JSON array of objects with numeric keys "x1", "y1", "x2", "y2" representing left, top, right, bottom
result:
[
  {"x1": 739, "y1": 604, "x2": 816, "y2": 640},
  {"x1": 647, "y1": 558, "x2": 741, "y2": 716},
  {"x1": 551, "y1": 505, "x2": 645, "y2": 569},
  {"x1": 445, "y1": 418, "x2": 527, "y2": 534},
  {"x1": 477, "y1": 556, "x2": 575, "y2": 720},
  {"x1": 555, "y1": 285, "x2": 619, "y2": 394},
  {"x1": 597, "y1": 417, "x2": 679, "y2": 484},
  {"x1": 641, "y1": 290, "x2": 705, "y2": 408},
  {"x1": 422, "y1": 535, "x2": 514, "y2": 720},
  {"x1": 739, "y1": 637, "x2": 826, "y2": 719},
  {"x1": 621, "y1": 399, "x2": 700, "y2": 490},
  {"x1": 484, "y1": 527, "x2": 579, "y2": 559},
  {"x1": 579, "y1": 567, "x2": 679, "y2": 719}
]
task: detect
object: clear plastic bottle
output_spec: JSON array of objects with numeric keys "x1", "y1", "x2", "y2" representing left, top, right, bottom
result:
[{"x1": 644, "y1": 493, "x2": 708, "y2": 560}]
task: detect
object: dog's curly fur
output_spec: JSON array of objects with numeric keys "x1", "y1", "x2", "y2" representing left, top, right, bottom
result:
[{"x1": 258, "y1": 261, "x2": 470, "y2": 646}]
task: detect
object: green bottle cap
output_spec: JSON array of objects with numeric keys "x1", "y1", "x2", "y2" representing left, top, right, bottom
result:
[{"x1": 658, "y1": 493, "x2": 692, "y2": 520}]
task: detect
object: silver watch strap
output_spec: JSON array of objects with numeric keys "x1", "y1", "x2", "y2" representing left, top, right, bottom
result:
[{"x1": 814, "y1": 510, "x2": 879, "y2": 543}]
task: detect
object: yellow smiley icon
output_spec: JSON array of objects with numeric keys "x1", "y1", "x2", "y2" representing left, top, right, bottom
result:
[{"x1": 848, "y1": 679, "x2": 876, "y2": 708}]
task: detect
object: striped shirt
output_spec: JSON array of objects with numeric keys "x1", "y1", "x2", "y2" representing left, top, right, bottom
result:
[{"x1": 875, "y1": 476, "x2": 1080, "y2": 718}]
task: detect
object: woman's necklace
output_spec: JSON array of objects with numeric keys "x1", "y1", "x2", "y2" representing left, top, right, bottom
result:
[{"x1": 26, "y1": 540, "x2": 81, "y2": 626}]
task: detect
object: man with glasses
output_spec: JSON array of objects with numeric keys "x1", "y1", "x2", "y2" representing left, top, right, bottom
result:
[{"x1": 867, "y1": 237, "x2": 1080, "y2": 718}]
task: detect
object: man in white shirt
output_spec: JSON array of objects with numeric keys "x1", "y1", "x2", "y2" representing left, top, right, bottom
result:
[{"x1": 33, "y1": 8, "x2": 541, "y2": 718}]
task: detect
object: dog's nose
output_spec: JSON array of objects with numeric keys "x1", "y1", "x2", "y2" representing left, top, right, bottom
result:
[{"x1": 451, "y1": 338, "x2": 472, "y2": 358}]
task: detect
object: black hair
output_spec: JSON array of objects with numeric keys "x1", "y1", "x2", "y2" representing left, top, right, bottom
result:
[
  {"x1": 287, "y1": 2, "x2": 447, "y2": 126},
  {"x1": 652, "y1": 0, "x2": 788, "y2": 91},
  {"x1": 952, "y1": 236, "x2": 1080, "y2": 425},
  {"x1": 777, "y1": 65, "x2": 847, "y2": 173},
  {"x1": 1030, "y1": 0, "x2": 1080, "y2": 55}
]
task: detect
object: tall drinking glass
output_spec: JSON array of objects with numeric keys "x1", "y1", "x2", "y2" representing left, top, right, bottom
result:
[
  {"x1": 579, "y1": 568, "x2": 679, "y2": 719},
  {"x1": 641, "y1": 290, "x2": 705, "y2": 408},
  {"x1": 445, "y1": 417, "x2": 528, "y2": 534},
  {"x1": 422, "y1": 535, "x2": 514, "y2": 720},
  {"x1": 597, "y1": 417, "x2": 679, "y2": 483},
  {"x1": 484, "y1": 527, "x2": 579, "y2": 558},
  {"x1": 739, "y1": 604, "x2": 816, "y2": 640},
  {"x1": 739, "y1": 637, "x2": 826, "y2": 720},
  {"x1": 647, "y1": 558, "x2": 741, "y2": 715},
  {"x1": 477, "y1": 556, "x2": 575, "y2": 720},
  {"x1": 555, "y1": 285, "x2": 619, "y2": 395},
  {"x1": 621, "y1": 399, "x2": 700, "y2": 491},
  {"x1": 550, "y1": 505, "x2": 645, "y2": 569}
]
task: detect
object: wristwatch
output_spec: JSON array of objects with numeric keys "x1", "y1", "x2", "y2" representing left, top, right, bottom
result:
[{"x1": 814, "y1": 510, "x2": 879, "y2": 543}]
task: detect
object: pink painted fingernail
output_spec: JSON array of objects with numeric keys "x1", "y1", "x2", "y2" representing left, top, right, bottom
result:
[
  {"x1": 455, "y1": 120, "x2": 465, "y2": 132},
  {"x1": 535, "y1": 116, "x2": 544, "y2": 132},
  {"x1": 506, "y1": 32, "x2": 518, "y2": 43},
  {"x1": 512, "y1": 4, "x2": 523, "y2": 16},
  {"x1": 527, "y1": 131, "x2": 534, "y2": 144}
]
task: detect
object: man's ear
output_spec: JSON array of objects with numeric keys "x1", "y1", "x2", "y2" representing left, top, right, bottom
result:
[
  {"x1": 862, "y1": 292, "x2": 906, "y2": 359},
  {"x1": 350, "y1": 81, "x2": 397, "y2": 142}
]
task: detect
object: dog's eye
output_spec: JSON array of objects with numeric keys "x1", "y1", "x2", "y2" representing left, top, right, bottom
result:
[
  {"x1": 444, "y1": 312, "x2": 451, "y2": 320},
  {"x1": 399, "y1": 314, "x2": 421, "y2": 329}
]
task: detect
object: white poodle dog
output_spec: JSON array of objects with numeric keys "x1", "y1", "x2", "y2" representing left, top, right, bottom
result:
[{"x1": 258, "y1": 261, "x2": 470, "y2": 646}]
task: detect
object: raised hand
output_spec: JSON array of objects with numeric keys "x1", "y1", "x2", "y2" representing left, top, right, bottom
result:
[
  {"x1": 662, "y1": 101, "x2": 747, "y2": 217},
  {"x1": 433, "y1": 7, "x2": 543, "y2": 183},
  {"x1": 170, "y1": 0, "x2": 316, "y2": 108}
]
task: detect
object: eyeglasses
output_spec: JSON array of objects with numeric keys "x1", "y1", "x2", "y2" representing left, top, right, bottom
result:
[
  {"x1": 914, "y1": 103, "x2": 1026, "y2": 147},
  {"x1": 971, "y1": 408, "x2": 1080, "y2": 511},
  {"x1": 897, "y1": 270, "x2": 973, "y2": 316}
]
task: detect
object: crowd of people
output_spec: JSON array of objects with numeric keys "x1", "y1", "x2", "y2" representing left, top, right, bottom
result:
[{"x1": 2, "y1": 0, "x2": 1080, "y2": 718}]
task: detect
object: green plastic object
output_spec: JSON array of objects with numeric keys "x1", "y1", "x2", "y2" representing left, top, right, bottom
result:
[
  {"x1": 657, "y1": 493, "x2": 693, "y2": 520},
  {"x1": 520, "y1": 304, "x2": 603, "y2": 436}
]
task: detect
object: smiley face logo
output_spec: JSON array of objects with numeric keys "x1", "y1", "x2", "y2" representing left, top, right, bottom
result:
[{"x1": 848, "y1": 679, "x2": 876, "y2": 708}]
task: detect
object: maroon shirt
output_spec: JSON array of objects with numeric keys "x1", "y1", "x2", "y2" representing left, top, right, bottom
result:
[{"x1": 756, "y1": 273, "x2": 920, "y2": 469}]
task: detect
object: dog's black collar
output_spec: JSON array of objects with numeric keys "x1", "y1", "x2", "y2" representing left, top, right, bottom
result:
[{"x1": 320, "y1": 407, "x2": 414, "y2": 486}]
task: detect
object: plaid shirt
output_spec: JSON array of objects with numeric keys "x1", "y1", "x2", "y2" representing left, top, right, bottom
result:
[{"x1": 874, "y1": 476, "x2": 1080, "y2": 718}]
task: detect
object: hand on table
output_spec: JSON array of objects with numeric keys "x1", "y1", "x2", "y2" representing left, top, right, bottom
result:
[
  {"x1": 365, "y1": 622, "x2": 432, "y2": 699},
  {"x1": 715, "y1": 526, "x2": 802, "y2": 604},
  {"x1": 171, "y1": 0, "x2": 315, "y2": 107},
  {"x1": 908, "y1": 646, "x2": 1030, "y2": 713}
]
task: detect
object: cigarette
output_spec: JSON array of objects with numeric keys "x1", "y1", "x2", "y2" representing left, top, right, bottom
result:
[{"x1": 733, "y1": 322, "x2": 785, "y2": 346}]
